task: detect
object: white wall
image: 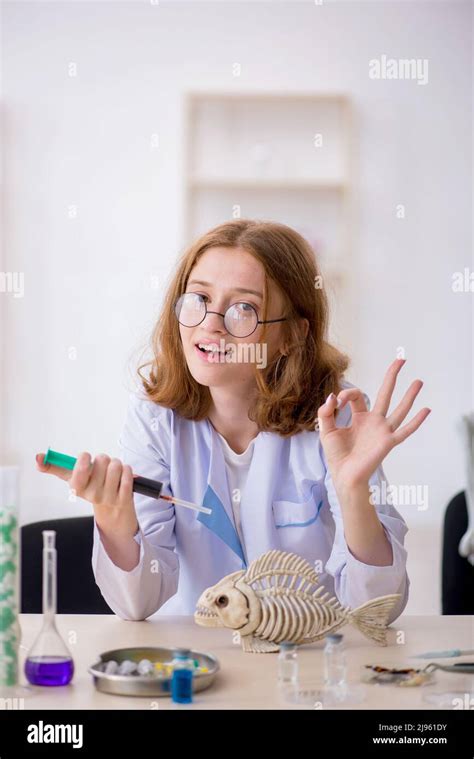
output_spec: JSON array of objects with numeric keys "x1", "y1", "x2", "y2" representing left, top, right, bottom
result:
[{"x1": 1, "y1": 0, "x2": 472, "y2": 615}]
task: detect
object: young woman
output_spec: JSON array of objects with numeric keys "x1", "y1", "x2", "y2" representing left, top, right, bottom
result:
[{"x1": 36, "y1": 219, "x2": 430, "y2": 621}]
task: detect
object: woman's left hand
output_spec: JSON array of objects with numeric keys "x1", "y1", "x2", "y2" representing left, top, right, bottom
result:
[{"x1": 317, "y1": 358, "x2": 431, "y2": 488}]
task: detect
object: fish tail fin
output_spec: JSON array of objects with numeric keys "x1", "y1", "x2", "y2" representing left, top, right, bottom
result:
[{"x1": 348, "y1": 594, "x2": 401, "y2": 645}]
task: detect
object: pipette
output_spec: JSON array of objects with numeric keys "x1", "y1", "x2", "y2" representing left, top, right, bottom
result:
[
  {"x1": 42, "y1": 448, "x2": 212, "y2": 515},
  {"x1": 411, "y1": 648, "x2": 474, "y2": 659}
]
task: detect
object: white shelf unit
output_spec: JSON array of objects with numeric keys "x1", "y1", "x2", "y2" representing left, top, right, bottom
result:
[{"x1": 182, "y1": 91, "x2": 353, "y2": 339}]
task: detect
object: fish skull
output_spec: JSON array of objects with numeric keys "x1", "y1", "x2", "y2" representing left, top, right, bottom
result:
[{"x1": 194, "y1": 572, "x2": 250, "y2": 629}]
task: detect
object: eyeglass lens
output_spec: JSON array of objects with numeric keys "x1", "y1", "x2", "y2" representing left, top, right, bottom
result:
[{"x1": 175, "y1": 293, "x2": 258, "y2": 337}]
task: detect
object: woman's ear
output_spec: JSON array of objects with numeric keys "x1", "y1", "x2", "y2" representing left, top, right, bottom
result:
[{"x1": 301, "y1": 318, "x2": 309, "y2": 339}]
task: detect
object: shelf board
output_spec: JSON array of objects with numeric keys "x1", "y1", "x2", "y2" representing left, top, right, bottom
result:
[
  {"x1": 186, "y1": 91, "x2": 350, "y2": 103},
  {"x1": 188, "y1": 177, "x2": 347, "y2": 190}
]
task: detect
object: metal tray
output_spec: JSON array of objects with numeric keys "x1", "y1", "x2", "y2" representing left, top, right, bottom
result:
[{"x1": 89, "y1": 646, "x2": 220, "y2": 697}]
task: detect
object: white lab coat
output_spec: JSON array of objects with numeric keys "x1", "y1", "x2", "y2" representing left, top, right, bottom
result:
[{"x1": 92, "y1": 382, "x2": 409, "y2": 623}]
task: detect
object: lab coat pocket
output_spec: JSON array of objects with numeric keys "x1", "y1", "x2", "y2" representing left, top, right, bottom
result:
[{"x1": 272, "y1": 484, "x2": 324, "y2": 563}]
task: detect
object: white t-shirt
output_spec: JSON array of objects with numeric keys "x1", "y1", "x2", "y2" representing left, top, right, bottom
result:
[{"x1": 217, "y1": 432, "x2": 255, "y2": 566}]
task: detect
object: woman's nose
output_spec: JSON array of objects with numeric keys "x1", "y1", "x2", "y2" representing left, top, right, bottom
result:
[{"x1": 202, "y1": 310, "x2": 227, "y2": 333}]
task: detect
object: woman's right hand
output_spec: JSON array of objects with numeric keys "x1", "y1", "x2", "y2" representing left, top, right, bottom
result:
[{"x1": 35, "y1": 452, "x2": 139, "y2": 543}]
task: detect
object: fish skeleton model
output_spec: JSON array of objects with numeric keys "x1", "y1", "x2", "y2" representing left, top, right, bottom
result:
[{"x1": 194, "y1": 549, "x2": 401, "y2": 653}]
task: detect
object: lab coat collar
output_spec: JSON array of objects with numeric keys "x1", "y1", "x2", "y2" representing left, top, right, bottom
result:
[
  {"x1": 197, "y1": 419, "x2": 246, "y2": 566},
  {"x1": 197, "y1": 420, "x2": 286, "y2": 568}
]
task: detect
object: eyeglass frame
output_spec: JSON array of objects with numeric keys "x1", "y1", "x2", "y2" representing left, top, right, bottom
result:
[{"x1": 174, "y1": 292, "x2": 288, "y2": 338}]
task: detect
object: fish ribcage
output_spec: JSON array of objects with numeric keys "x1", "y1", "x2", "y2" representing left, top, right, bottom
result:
[{"x1": 255, "y1": 589, "x2": 346, "y2": 643}]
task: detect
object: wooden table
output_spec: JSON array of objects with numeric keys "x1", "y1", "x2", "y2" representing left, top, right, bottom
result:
[{"x1": 14, "y1": 614, "x2": 474, "y2": 710}]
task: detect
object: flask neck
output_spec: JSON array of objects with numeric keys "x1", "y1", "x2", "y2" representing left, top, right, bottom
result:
[{"x1": 42, "y1": 545, "x2": 57, "y2": 619}]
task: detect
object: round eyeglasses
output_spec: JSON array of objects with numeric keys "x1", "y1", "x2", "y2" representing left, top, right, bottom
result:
[{"x1": 174, "y1": 292, "x2": 288, "y2": 338}]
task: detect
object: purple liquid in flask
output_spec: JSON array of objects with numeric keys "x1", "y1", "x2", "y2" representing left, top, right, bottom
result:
[
  {"x1": 25, "y1": 656, "x2": 74, "y2": 686},
  {"x1": 24, "y1": 531, "x2": 74, "y2": 687}
]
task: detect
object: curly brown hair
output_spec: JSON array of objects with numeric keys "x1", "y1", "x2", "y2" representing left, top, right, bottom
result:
[{"x1": 138, "y1": 219, "x2": 350, "y2": 436}]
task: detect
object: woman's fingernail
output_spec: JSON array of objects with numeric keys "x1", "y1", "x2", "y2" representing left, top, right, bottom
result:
[{"x1": 326, "y1": 393, "x2": 336, "y2": 404}]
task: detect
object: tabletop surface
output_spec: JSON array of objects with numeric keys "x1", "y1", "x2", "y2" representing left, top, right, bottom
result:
[{"x1": 12, "y1": 613, "x2": 474, "y2": 710}]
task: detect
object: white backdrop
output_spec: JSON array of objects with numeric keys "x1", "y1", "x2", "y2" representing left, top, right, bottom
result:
[{"x1": 1, "y1": 0, "x2": 472, "y2": 614}]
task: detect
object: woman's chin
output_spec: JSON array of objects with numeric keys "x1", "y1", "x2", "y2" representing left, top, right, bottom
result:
[
  {"x1": 188, "y1": 359, "x2": 228, "y2": 384},
  {"x1": 187, "y1": 359, "x2": 250, "y2": 389}
]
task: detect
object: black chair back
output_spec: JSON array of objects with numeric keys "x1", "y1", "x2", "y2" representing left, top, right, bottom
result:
[
  {"x1": 442, "y1": 491, "x2": 474, "y2": 614},
  {"x1": 21, "y1": 516, "x2": 113, "y2": 614}
]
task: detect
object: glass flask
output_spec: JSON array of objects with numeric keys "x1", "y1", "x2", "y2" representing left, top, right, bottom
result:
[{"x1": 24, "y1": 531, "x2": 74, "y2": 686}]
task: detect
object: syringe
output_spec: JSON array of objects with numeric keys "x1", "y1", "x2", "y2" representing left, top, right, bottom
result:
[{"x1": 42, "y1": 448, "x2": 212, "y2": 515}]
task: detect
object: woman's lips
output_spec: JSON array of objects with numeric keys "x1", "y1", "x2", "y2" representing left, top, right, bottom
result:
[{"x1": 194, "y1": 343, "x2": 228, "y2": 363}]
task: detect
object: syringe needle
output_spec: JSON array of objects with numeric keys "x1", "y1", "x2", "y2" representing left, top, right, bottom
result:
[{"x1": 160, "y1": 494, "x2": 212, "y2": 515}]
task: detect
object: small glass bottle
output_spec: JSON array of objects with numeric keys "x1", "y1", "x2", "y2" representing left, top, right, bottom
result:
[
  {"x1": 323, "y1": 633, "x2": 347, "y2": 688},
  {"x1": 277, "y1": 641, "x2": 298, "y2": 686},
  {"x1": 24, "y1": 531, "x2": 74, "y2": 686},
  {"x1": 170, "y1": 648, "x2": 194, "y2": 703}
]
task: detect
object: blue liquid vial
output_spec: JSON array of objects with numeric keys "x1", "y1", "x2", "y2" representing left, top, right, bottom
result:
[
  {"x1": 171, "y1": 649, "x2": 194, "y2": 703},
  {"x1": 24, "y1": 531, "x2": 74, "y2": 687}
]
